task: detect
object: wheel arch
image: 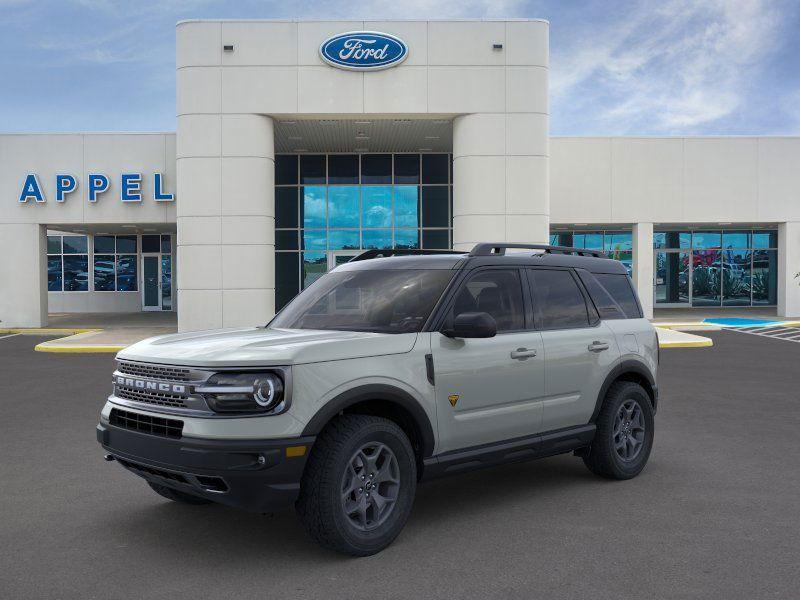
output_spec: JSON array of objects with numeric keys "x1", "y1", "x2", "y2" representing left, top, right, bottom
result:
[
  {"x1": 301, "y1": 384, "x2": 436, "y2": 462},
  {"x1": 591, "y1": 360, "x2": 657, "y2": 422}
]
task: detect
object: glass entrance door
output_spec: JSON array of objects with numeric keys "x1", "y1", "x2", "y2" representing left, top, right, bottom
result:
[{"x1": 142, "y1": 255, "x2": 161, "y2": 311}]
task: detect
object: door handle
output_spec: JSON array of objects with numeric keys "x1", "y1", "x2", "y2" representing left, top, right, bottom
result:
[
  {"x1": 510, "y1": 348, "x2": 537, "y2": 360},
  {"x1": 588, "y1": 341, "x2": 610, "y2": 352}
]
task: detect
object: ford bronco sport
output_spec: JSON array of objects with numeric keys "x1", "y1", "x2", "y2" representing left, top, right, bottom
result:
[{"x1": 97, "y1": 243, "x2": 658, "y2": 556}]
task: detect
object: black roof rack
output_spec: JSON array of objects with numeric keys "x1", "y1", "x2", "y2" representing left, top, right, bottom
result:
[
  {"x1": 469, "y1": 243, "x2": 607, "y2": 258},
  {"x1": 349, "y1": 249, "x2": 466, "y2": 262}
]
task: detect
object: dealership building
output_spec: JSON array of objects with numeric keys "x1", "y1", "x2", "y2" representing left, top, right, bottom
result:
[{"x1": 1, "y1": 18, "x2": 799, "y2": 331}]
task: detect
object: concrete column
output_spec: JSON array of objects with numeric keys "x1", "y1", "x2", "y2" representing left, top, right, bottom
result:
[
  {"x1": 632, "y1": 222, "x2": 654, "y2": 319},
  {"x1": 0, "y1": 224, "x2": 47, "y2": 327},
  {"x1": 778, "y1": 221, "x2": 800, "y2": 318},
  {"x1": 452, "y1": 113, "x2": 549, "y2": 251},
  {"x1": 177, "y1": 114, "x2": 275, "y2": 332}
]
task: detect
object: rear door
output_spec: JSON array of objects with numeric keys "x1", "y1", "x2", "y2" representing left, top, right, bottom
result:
[
  {"x1": 528, "y1": 268, "x2": 620, "y2": 432},
  {"x1": 431, "y1": 268, "x2": 545, "y2": 453}
]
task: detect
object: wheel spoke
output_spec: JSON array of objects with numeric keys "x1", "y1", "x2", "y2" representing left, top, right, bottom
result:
[{"x1": 341, "y1": 441, "x2": 401, "y2": 532}]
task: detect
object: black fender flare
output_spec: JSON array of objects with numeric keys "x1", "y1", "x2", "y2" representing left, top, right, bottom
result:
[
  {"x1": 301, "y1": 384, "x2": 436, "y2": 458},
  {"x1": 591, "y1": 360, "x2": 657, "y2": 422}
]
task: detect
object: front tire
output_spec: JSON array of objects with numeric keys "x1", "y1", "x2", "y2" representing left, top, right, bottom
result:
[
  {"x1": 296, "y1": 414, "x2": 417, "y2": 556},
  {"x1": 583, "y1": 381, "x2": 654, "y2": 480}
]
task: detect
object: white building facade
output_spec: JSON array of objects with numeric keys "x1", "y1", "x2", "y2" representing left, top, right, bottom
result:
[{"x1": 1, "y1": 19, "x2": 799, "y2": 330}]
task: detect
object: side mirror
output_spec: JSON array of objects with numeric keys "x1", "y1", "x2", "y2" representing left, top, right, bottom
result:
[{"x1": 442, "y1": 312, "x2": 497, "y2": 339}]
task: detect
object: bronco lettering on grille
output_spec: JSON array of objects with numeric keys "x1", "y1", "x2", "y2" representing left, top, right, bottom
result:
[{"x1": 115, "y1": 376, "x2": 186, "y2": 395}]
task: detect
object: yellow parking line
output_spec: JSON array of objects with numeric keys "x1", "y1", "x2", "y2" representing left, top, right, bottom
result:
[{"x1": 658, "y1": 339, "x2": 714, "y2": 348}]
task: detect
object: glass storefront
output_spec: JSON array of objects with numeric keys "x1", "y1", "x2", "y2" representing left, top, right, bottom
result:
[
  {"x1": 275, "y1": 153, "x2": 453, "y2": 310},
  {"x1": 550, "y1": 228, "x2": 779, "y2": 308},
  {"x1": 550, "y1": 230, "x2": 633, "y2": 276},
  {"x1": 46, "y1": 232, "x2": 174, "y2": 311},
  {"x1": 654, "y1": 230, "x2": 777, "y2": 307}
]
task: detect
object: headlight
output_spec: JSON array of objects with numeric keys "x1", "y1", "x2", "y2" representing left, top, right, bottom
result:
[{"x1": 196, "y1": 372, "x2": 285, "y2": 414}]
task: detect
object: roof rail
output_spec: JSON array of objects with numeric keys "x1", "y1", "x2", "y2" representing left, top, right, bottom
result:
[
  {"x1": 349, "y1": 249, "x2": 466, "y2": 262},
  {"x1": 469, "y1": 243, "x2": 607, "y2": 258}
]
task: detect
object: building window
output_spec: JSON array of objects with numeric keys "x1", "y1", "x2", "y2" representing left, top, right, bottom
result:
[
  {"x1": 653, "y1": 229, "x2": 777, "y2": 307},
  {"x1": 47, "y1": 235, "x2": 89, "y2": 292},
  {"x1": 275, "y1": 153, "x2": 454, "y2": 310},
  {"x1": 550, "y1": 230, "x2": 633, "y2": 276},
  {"x1": 93, "y1": 235, "x2": 138, "y2": 292}
]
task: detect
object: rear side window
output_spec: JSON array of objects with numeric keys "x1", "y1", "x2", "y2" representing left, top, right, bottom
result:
[
  {"x1": 594, "y1": 273, "x2": 642, "y2": 318},
  {"x1": 528, "y1": 269, "x2": 590, "y2": 329},
  {"x1": 576, "y1": 270, "x2": 626, "y2": 320}
]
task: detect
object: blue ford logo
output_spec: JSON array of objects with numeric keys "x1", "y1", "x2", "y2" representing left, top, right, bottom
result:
[{"x1": 319, "y1": 31, "x2": 408, "y2": 71}]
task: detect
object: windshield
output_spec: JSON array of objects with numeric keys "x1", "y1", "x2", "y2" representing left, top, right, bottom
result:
[{"x1": 270, "y1": 269, "x2": 455, "y2": 333}]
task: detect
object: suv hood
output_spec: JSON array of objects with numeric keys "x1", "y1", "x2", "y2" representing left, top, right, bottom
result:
[{"x1": 116, "y1": 327, "x2": 419, "y2": 367}]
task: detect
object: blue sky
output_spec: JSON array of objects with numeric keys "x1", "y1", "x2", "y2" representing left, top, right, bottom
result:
[{"x1": 1, "y1": 0, "x2": 798, "y2": 135}]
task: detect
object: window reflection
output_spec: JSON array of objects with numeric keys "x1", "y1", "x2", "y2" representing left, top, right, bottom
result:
[
  {"x1": 328, "y1": 186, "x2": 359, "y2": 228},
  {"x1": 275, "y1": 153, "x2": 453, "y2": 307},
  {"x1": 362, "y1": 186, "x2": 392, "y2": 228}
]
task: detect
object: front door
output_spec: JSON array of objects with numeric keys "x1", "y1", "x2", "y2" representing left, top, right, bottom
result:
[
  {"x1": 142, "y1": 255, "x2": 161, "y2": 311},
  {"x1": 431, "y1": 268, "x2": 546, "y2": 454}
]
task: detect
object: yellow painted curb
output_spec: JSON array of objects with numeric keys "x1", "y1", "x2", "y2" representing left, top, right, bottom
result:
[
  {"x1": 34, "y1": 343, "x2": 125, "y2": 353},
  {"x1": 658, "y1": 339, "x2": 714, "y2": 348},
  {"x1": 0, "y1": 328, "x2": 100, "y2": 335}
]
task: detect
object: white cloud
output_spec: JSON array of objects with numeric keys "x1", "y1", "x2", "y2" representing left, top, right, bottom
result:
[{"x1": 551, "y1": 0, "x2": 791, "y2": 133}]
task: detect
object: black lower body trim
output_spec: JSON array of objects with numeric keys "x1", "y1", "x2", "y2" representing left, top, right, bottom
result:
[
  {"x1": 421, "y1": 424, "x2": 596, "y2": 480},
  {"x1": 97, "y1": 422, "x2": 315, "y2": 512}
]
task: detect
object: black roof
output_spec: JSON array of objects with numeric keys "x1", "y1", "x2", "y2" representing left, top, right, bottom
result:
[{"x1": 337, "y1": 244, "x2": 629, "y2": 275}]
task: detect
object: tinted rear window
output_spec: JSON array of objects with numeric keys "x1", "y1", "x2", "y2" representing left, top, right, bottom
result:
[
  {"x1": 594, "y1": 273, "x2": 642, "y2": 318},
  {"x1": 529, "y1": 269, "x2": 590, "y2": 329}
]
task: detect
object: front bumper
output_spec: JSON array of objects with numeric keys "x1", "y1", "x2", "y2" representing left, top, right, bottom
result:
[{"x1": 97, "y1": 422, "x2": 315, "y2": 512}]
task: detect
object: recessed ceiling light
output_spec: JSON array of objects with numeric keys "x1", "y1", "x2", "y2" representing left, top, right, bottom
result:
[
  {"x1": 320, "y1": 120, "x2": 338, "y2": 125},
  {"x1": 280, "y1": 120, "x2": 297, "y2": 125},
  {"x1": 425, "y1": 136, "x2": 440, "y2": 140},
  {"x1": 121, "y1": 225, "x2": 137, "y2": 229},
  {"x1": 573, "y1": 223, "x2": 587, "y2": 226},
  {"x1": 432, "y1": 119, "x2": 450, "y2": 125},
  {"x1": 354, "y1": 147, "x2": 369, "y2": 152},
  {"x1": 355, "y1": 134, "x2": 370, "y2": 140},
  {"x1": 419, "y1": 147, "x2": 433, "y2": 152},
  {"x1": 293, "y1": 148, "x2": 308, "y2": 152},
  {"x1": 355, "y1": 120, "x2": 372, "y2": 125}
]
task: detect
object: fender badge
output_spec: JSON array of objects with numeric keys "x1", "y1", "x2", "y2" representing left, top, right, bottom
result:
[{"x1": 448, "y1": 394, "x2": 459, "y2": 407}]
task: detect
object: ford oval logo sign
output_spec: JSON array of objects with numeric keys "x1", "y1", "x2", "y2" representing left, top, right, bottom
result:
[{"x1": 319, "y1": 31, "x2": 408, "y2": 71}]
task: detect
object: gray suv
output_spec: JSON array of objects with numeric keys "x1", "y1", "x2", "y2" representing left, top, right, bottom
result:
[{"x1": 97, "y1": 243, "x2": 658, "y2": 556}]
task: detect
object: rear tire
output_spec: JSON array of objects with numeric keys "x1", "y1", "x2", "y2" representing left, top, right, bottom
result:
[
  {"x1": 148, "y1": 482, "x2": 212, "y2": 505},
  {"x1": 296, "y1": 414, "x2": 417, "y2": 556},
  {"x1": 583, "y1": 381, "x2": 654, "y2": 480}
]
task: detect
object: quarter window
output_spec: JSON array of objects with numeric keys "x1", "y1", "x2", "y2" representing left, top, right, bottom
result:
[
  {"x1": 594, "y1": 273, "x2": 642, "y2": 318},
  {"x1": 529, "y1": 269, "x2": 590, "y2": 329},
  {"x1": 448, "y1": 270, "x2": 525, "y2": 332}
]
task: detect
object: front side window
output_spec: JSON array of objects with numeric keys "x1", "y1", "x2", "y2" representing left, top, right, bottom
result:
[
  {"x1": 529, "y1": 269, "x2": 590, "y2": 329},
  {"x1": 270, "y1": 269, "x2": 454, "y2": 334},
  {"x1": 446, "y1": 269, "x2": 525, "y2": 332}
]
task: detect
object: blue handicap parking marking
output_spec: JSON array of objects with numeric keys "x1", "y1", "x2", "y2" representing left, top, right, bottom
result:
[{"x1": 703, "y1": 317, "x2": 783, "y2": 327}]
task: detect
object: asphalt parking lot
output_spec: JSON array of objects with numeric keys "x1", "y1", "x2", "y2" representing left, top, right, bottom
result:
[{"x1": 1, "y1": 331, "x2": 799, "y2": 600}]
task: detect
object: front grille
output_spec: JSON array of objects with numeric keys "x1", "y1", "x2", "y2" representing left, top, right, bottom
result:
[
  {"x1": 115, "y1": 387, "x2": 187, "y2": 408},
  {"x1": 109, "y1": 408, "x2": 183, "y2": 439},
  {"x1": 117, "y1": 361, "x2": 192, "y2": 382},
  {"x1": 116, "y1": 457, "x2": 189, "y2": 484}
]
